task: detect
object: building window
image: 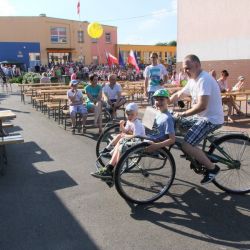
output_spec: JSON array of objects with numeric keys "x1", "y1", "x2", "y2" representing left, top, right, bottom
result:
[
  {"x1": 78, "y1": 31, "x2": 84, "y2": 43},
  {"x1": 92, "y1": 56, "x2": 98, "y2": 64},
  {"x1": 92, "y1": 38, "x2": 97, "y2": 43},
  {"x1": 105, "y1": 32, "x2": 111, "y2": 43},
  {"x1": 50, "y1": 27, "x2": 67, "y2": 43}
]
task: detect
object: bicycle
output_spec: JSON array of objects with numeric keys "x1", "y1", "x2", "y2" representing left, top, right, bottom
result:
[{"x1": 96, "y1": 117, "x2": 250, "y2": 204}]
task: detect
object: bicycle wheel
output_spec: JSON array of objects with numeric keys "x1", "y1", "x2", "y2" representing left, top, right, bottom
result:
[
  {"x1": 208, "y1": 134, "x2": 250, "y2": 194},
  {"x1": 96, "y1": 123, "x2": 120, "y2": 167},
  {"x1": 114, "y1": 142, "x2": 176, "y2": 204}
]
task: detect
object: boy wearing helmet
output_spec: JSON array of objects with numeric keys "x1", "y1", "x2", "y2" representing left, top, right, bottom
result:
[{"x1": 145, "y1": 89, "x2": 175, "y2": 153}]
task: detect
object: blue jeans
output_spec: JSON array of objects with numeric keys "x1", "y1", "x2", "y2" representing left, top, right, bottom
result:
[{"x1": 148, "y1": 91, "x2": 155, "y2": 106}]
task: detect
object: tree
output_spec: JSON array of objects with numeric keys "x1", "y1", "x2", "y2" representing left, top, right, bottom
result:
[
  {"x1": 168, "y1": 40, "x2": 177, "y2": 46},
  {"x1": 155, "y1": 42, "x2": 168, "y2": 46},
  {"x1": 155, "y1": 40, "x2": 177, "y2": 46}
]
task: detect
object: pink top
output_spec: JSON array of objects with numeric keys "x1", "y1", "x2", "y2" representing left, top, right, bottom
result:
[{"x1": 71, "y1": 73, "x2": 77, "y2": 80}]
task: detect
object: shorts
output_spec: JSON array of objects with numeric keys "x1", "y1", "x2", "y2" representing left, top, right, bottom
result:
[
  {"x1": 118, "y1": 138, "x2": 142, "y2": 154},
  {"x1": 105, "y1": 97, "x2": 126, "y2": 112},
  {"x1": 69, "y1": 104, "x2": 88, "y2": 116},
  {"x1": 182, "y1": 117, "x2": 222, "y2": 146}
]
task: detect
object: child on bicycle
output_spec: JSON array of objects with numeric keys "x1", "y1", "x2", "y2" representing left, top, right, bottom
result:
[
  {"x1": 91, "y1": 89, "x2": 175, "y2": 180},
  {"x1": 91, "y1": 102, "x2": 145, "y2": 179}
]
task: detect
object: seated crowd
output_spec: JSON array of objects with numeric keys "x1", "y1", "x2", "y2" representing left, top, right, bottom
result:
[{"x1": 67, "y1": 73, "x2": 127, "y2": 134}]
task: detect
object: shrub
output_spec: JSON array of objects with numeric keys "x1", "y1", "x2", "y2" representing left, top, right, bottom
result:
[
  {"x1": 9, "y1": 76, "x2": 23, "y2": 84},
  {"x1": 22, "y1": 72, "x2": 41, "y2": 84}
]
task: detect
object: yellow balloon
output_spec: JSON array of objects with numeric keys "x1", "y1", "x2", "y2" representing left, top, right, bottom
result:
[{"x1": 87, "y1": 22, "x2": 103, "y2": 39}]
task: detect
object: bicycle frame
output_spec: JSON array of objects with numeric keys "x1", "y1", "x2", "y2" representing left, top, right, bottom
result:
[{"x1": 174, "y1": 132, "x2": 240, "y2": 170}]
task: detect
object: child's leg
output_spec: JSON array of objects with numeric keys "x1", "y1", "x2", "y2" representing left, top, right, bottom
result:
[
  {"x1": 109, "y1": 144, "x2": 120, "y2": 167},
  {"x1": 107, "y1": 133, "x2": 122, "y2": 149},
  {"x1": 79, "y1": 105, "x2": 88, "y2": 128},
  {"x1": 70, "y1": 106, "x2": 77, "y2": 127}
]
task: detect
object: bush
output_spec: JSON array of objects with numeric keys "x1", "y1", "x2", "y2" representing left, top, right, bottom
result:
[
  {"x1": 50, "y1": 77, "x2": 58, "y2": 83},
  {"x1": 9, "y1": 76, "x2": 23, "y2": 84},
  {"x1": 22, "y1": 72, "x2": 41, "y2": 84}
]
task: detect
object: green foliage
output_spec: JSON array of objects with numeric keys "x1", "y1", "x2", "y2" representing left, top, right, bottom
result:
[
  {"x1": 168, "y1": 40, "x2": 177, "y2": 46},
  {"x1": 155, "y1": 40, "x2": 177, "y2": 46},
  {"x1": 50, "y1": 77, "x2": 58, "y2": 83},
  {"x1": 9, "y1": 76, "x2": 23, "y2": 84},
  {"x1": 22, "y1": 72, "x2": 41, "y2": 84},
  {"x1": 155, "y1": 42, "x2": 168, "y2": 46}
]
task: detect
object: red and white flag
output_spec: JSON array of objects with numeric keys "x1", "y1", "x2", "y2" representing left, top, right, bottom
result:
[
  {"x1": 106, "y1": 52, "x2": 118, "y2": 66},
  {"x1": 77, "y1": 0, "x2": 80, "y2": 15},
  {"x1": 127, "y1": 50, "x2": 139, "y2": 72}
]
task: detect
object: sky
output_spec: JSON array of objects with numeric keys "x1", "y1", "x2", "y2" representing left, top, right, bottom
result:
[{"x1": 1, "y1": 0, "x2": 177, "y2": 45}]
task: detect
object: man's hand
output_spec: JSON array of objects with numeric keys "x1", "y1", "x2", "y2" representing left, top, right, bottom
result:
[
  {"x1": 145, "y1": 142, "x2": 158, "y2": 153},
  {"x1": 174, "y1": 112, "x2": 186, "y2": 118}
]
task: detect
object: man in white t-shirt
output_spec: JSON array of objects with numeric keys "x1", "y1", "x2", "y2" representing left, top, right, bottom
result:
[
  {"x1": 170, "y1": 54, "x2": 224, "y2": 185},
  {"x1": 103, "y1": 74, "x2": 126, "y2": 119},
  {"x1": 144, "y1": 52, "x2": 168, "y2": 106}
]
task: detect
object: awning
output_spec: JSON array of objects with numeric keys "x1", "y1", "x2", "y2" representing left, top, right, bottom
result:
[{"x1": 46, "y1": 48, "x2": 75, "y2": 53}]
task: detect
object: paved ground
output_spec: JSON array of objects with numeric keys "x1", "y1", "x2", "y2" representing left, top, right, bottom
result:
[{"x1": 0, "y1": 85, "x2": 249, "y2": 250}]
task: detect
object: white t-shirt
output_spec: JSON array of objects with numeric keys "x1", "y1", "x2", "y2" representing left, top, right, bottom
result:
[
  {"x1": 217, "y1": 79, "x2": 228, "y2": 92},
  {"x1": 181, "y1": 71, "x2": 224, "y2": 124},
  {"x1": 144, "y1": 64, "x2": 168, "y2": 92},
  {"x1": 67, "y1": 89, "x2": 84, "y2": 106},
  {"x1": 125, "y1": 119, "x2": 145, "y2": 137},
  {"x1": 103, "y1": 83, "x2": 122, "y2": 100}
]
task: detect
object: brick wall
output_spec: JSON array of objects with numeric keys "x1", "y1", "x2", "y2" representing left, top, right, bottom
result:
[{"x1": 177, "y1": 59, "x2": 250, "y2": 89}]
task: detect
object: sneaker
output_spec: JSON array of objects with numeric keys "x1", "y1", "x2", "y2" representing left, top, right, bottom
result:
[
  {"x1": 200, "y1": 165, "x2": 220, "y2": 185},
  {"x1": 71, "y1": 127, "x2": 76, "y2": 134},
  {"x1": 90, "y1": 167, "x2": 113, "y2": 180}
]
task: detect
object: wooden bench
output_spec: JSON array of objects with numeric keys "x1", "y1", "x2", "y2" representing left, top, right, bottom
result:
[
  {"x1": 2, "y1": 122, "x2": 13, "y2": 128},
  {"x1": 0, "y1": 133, "x2": 24, "y2": 145},
  {"x1": 0, "y1": 133, "x2": 24, "y2": 175}
]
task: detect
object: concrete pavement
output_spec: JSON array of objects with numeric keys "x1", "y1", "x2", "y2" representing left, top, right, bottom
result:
[{"x1": 0, "y1": 85, "x2": 249, "y2": 250}]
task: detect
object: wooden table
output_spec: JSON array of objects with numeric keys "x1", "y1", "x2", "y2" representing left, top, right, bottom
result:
[
  {"x1": 0, "y1": 110, "x2": 16, "y2": 136},
  {"x1": 222, "y1": 90, "x2": 250, "y2": 116}
]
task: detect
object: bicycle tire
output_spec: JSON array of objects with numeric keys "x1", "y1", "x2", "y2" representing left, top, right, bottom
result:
[
  {"x1": 96, "y1": 123, "x2": 120, "y2": 167},
  {"x1": 114, "y1": 142, "x2": 176, "y2": 204},
  {"x1": 208, "y1": 134, "x2": 250, "y2": 194}
]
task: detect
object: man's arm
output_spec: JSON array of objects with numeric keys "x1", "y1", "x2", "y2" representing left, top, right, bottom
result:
[
  {"x1": 146, "y1": 133, "x2": 175, "y2": 152},
  {"x1": 169, "y1": 89, "x2": 188, "y2": 104},
  {"x1": 179, "y1": 95, "x2": 209, "y2": 117}
]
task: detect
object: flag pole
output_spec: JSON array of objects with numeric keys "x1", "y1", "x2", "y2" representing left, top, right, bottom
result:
[{"x1": 77, "y1": 0, "x2": 83, "y2": 64}]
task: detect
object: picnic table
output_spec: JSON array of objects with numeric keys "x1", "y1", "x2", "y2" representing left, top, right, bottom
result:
[
  {"x1": 0, "y1": 110, "x2": 24, "y2": 175},
  {"x1": 222, "y1": 89, "x2": 250, "y2": 116},
  {"x1": 0, "y1": 110, "x2": 16, "y2": 136}
]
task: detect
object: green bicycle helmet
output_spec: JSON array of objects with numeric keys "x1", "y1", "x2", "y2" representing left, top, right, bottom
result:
[{"x1": 153, "y1": 89, "x2": 170, "y2": 98}]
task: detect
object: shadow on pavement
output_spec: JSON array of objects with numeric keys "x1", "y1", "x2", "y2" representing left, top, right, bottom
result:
[
  {"x1": 129, "y1": 178, "x2": 250, "y2": 249},
  {"x1": 0, "y1": 141, "x2": 99, "y2": 250}
]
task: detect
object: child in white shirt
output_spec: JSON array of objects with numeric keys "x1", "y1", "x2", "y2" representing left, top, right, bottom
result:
[{"x1": 91, "y1": 102, "x2": 145, "y2": 179}]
